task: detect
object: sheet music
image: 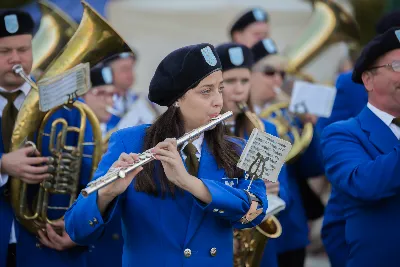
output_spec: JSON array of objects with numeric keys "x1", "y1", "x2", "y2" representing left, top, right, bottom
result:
[
  {"x1": 265, "y1": 194, "x2": 286, "y2": 218},
  {"x1": 237, "y1": 128, "x2": 292, "y2": 182},
  {"x1": 38, "y1": 63, "x2": 91, "y2": 112},
  {"x1": 288, "y1": 80, "x2": 337, "y2": 118}
]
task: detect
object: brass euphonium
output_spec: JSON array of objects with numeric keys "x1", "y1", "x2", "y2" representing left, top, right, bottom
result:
[
  {"x1": 32, "y1": 0, "x2": 78, "y2": 77},
  {"x1": 10, "y1": 0, "x2": 133, "y2": 234},
  {"x1": 234, "y1": 102, "x2": 282, "y2": 267}
]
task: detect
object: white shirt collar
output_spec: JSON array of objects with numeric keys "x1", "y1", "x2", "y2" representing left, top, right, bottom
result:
[
  {"x1": 180, "y1": 132, "x2": 204, "y2": 160},
  {"x1": 0, "y1": 82, "x2": 31, "y2": 96},
  {"x1": 367, "y1": 102, "x2": 395, "y2": 127}
]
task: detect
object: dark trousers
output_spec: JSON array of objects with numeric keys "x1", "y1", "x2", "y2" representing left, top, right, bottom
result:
[
  {"x1": 278, "y1": 248, "x2": 306, "y2": 267},
  {"x1": 6, "y1": 244, "x2": 16, "y2": 267}
]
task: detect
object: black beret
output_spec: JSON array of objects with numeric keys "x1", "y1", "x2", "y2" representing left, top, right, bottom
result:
[
  {"x1": 376, "y1": 9, "x2": 400, "y2": 34},
  {"x1": 230, "y1": 8, "x2": 269, "y2": 37},
  {"x1": 148, "y1": 43, "x2": 222, "y2": 107},
  {"x1": 90, "y1": 65, "x2": 113, "y2": 87},
  {"x1": 216, "y1": 42, "x2": 253, "y2": 71},
  {"x1": 251, "y1": 38, "x2": 278, "y2": 64},
  {"x1": 0, "y1": 10, "x2": 34, "y2": 38},
  {"x1": 103, "y1": 51, "x2": 136, "y2": 66},
  {"x1": 352, "y1": 27, "x2": 400, "y2": 84}
]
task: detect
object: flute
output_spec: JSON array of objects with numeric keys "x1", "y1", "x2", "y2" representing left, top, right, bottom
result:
[{"x1": 81, "y1": 111, "x2": 233, "y2": 197}]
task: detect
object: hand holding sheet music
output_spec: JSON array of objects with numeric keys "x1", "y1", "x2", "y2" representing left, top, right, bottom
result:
[{"x1": 237, "y1": 128, "x2": 292, "y2": 185}]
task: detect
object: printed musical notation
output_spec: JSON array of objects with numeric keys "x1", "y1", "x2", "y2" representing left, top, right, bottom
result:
[
  {"x1": 38, "y1": 63, "x2": 91, "y2": 112},
  {"x1": 237, "y1": 128, "x2": 292, "y2": 182}
]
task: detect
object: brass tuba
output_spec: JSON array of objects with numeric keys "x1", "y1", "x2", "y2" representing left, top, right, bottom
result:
[
  {"x1": 284, "y1": 0, "x2": 360, "y2": 76},
  {"x1": 10, "y1": 0, "x2": 133, "y2": 234},
  {"x1": 234, "y1": 102, "x2": 283, "y2": 267},
  {"x1": 32, "y1": 0, "x2": 78, "y2": 77}
]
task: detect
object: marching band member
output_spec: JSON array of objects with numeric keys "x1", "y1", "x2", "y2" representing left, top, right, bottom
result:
[
  {"x1": 250, "y1": 38, "x2": 325, "y2": 267},
  {"x1": 65, "y1": 43, "x2": 268, "y2": 266},
  {"x1": 229, "y1": 8, "x2": 270, "y2": 48},
  {"x1": 82, "y1": 64, "x2": 123, "y2": 267},
  {"x1": 321, "y1": 26, "x2": 400, "y2": 267},
  {"x1": 229, "y1": 6, "x2": 290, "y2": 115},
  {"x1": 0, "y1": 10, "x2": 90, "y2": 267},
  {"x1": 102, "y1": 52, "x2": 159, "y2": 132},
  {"x1": 318, "y1": 13, "x2": 400, "y2": 267},
  {"x1": 215, "y1": 42, "x2": 291, "y2": 267}
]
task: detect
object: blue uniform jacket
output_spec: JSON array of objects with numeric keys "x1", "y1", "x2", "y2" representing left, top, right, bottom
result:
[
  {"x1": 268, "y1": 109, "x2": 324, "y2": 253},
  {"x1": 317, "y1": 71, "x2": 367, "y2": 267},
  {"x1": 65, "y1": 124, "x2": 268, "y2": 267},
  {"x1": 321, "y1": 106, "x2": 400, "y2": 267}
]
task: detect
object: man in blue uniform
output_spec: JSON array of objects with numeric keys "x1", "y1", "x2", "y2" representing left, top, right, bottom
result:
[
  {"x1": 321, "y1": 26, "x2": 400, "y2": 267},
  {"x1": 102, "y1": 52, "x2": 159, "y2": 133},
  {"x1": 0, "y1": 9, "x2": 93, "y2": 267},
  {"x1": 319, "y1": 11, "x2": 400, "y2": 267}
]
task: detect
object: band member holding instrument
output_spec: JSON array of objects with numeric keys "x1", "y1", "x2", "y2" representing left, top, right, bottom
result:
[
  {"x1": 0, "y1": 10, "x2": 90, "y2": 267},
  {"x1": 321, "y1": 27, "x2": 400, "y2": 267},
  {"x1": 102, "y1": 52, "x2": 159, "y2": 132},
  {"x1": 82, "y1": 64, "x2": 124, "y2": 267},
  {"x1": 229, "y1": 8, "x2": 270, "y2": 48},
  {"x1": 0, "y1": 10, "x2": 49, "y2": 267},
  {"x1": 250, "y1": 38, "x2": 324, "y2": 267},
  {"x1": 65, "y1": 43, "x2": 268, "y2": 266},
  {"x1": 215, "y1": 42, "x2": 291, "y2": 267},
  {"x1": 318, "y1": 14, "x2": 400, "y2": 267}
]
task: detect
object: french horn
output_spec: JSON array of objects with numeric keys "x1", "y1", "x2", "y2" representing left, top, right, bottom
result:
[{"x1": 10, "y1": 0, "x2": 133, "y2": 234}]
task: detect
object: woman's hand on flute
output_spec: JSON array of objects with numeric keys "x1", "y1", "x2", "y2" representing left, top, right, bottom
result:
[{"x1": 97, "y1": 153, "x2": 143, "y2": 214}]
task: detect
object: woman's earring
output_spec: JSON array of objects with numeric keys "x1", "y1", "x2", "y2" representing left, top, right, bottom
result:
[{"x1": 174, "y1": 102, "x2": 179, "y2": 108}]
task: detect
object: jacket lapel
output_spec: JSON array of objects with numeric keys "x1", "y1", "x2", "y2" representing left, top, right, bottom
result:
[
  {"x1": 184, "y1": 141, "x2": 225, "y2": 245},
  {"x1": 358, "y1": 107, "x2": 399, "y2": 154}
]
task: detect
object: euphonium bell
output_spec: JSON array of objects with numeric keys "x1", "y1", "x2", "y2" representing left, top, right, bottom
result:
[
  {"x1": 10, "y1": 0, "x2": 133, "y2": 235},
  {"x1": 233, "y1": 102, "x2": 283, "y2": 267},
  {"x1": 32, "y1": 0, "x2": 78, "y2": 77}
]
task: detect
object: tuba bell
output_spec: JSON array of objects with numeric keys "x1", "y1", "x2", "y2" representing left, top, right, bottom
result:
[
  {"x1": 10, "y1": 0, "x2": 133, "y2": 235},
  {"x1": 284, "y1": 0, "x2": 360, "y2": 76},
  {"x1": 233, "y1": 102, "x2": 283, "y2": 267},
  {"x1": 32, "y1": 0, "x2": 78, "y2": 77}
]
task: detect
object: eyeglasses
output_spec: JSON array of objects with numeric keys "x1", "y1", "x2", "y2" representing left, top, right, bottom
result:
[
  {"x1": 368, "y1": 60, "x2": 400, "y2": 72},
  {"x1": 262, "y1": 67, "x2": 286, "y2": 79}
]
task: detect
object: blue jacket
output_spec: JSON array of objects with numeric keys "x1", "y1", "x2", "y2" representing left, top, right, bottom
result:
[
  {"x1": 318, "y1": 71, "x2": 367, "y2": 267},
  {"x1": 65, "y1": 124, "x2": 268, "y2": 267},
  {"x1": 321, "y1": 106, "x2": 400, "y2": 267}
]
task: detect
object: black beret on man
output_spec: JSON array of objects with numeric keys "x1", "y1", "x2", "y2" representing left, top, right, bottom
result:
[
  {"x1": 352, "y1": 27, "x2": 400, "y2": 84},
  {"x1": 230, "y1": 8, "x2": 269, "y2": 37},
  {"x1": 216, "y1": 42, "x2": 254, "y2": 71},
  {"x1": 0, "y1": 10, "x2": 34, "y2": 38},
  {"x1": 148, "y1": 43, "x2": 222, "y2": 107},
  {"x1": 251, "y1": 38, "x2": 278, "y2": 64},
  {"x1": 90, "y1": 65, "x2": 113, "y2": 87}
]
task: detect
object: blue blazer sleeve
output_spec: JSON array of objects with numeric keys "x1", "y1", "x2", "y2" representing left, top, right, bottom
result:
[
  {"x1": 65, "y1": 131, "x2": 125, "y2": 245},
  {"x1": 321, "y1": 123, "x2": 400, "y2": 201},
  {"x1": 195, "y1": 138, "x2": 268, "y2": 229}
]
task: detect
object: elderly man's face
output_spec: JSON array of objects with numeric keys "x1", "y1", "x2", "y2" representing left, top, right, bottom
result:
[{"x1": 363, "y1": 49, "x2": 400, "y2": 115}]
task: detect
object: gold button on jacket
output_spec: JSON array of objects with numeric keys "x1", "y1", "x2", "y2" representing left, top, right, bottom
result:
[{"x1": 210, "y1": 247, "x2": 217, "y2": 257}]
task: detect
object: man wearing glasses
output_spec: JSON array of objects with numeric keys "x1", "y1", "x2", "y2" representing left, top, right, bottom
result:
[{"x1": 321, "y1": 27, "x2": 400, "y2": 267}]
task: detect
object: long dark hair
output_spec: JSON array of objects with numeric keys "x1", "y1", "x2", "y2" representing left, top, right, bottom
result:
[{"x1": 135, "y1": 103, "x2": 245, "y2": 198}]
